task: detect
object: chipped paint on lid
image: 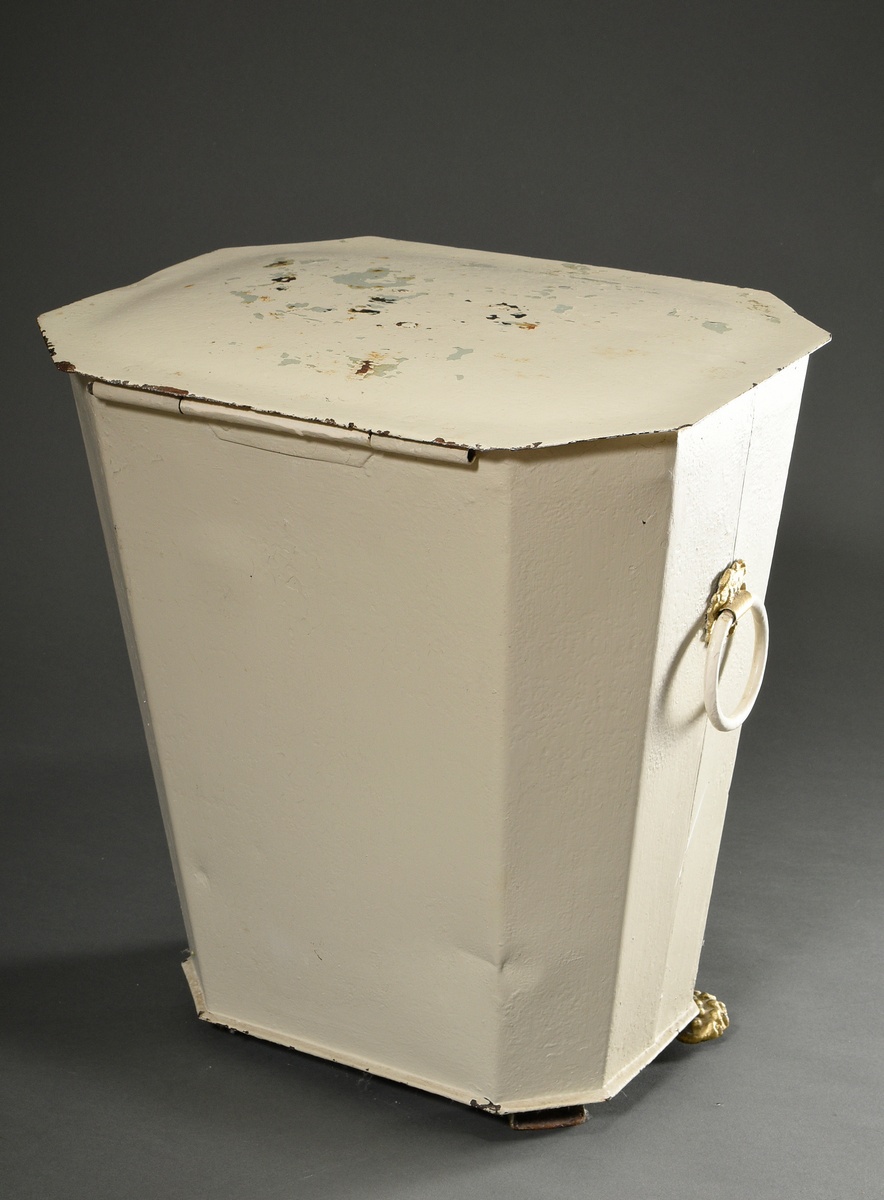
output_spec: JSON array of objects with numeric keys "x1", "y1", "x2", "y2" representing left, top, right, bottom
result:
[{"x1": 38, "y1": 236, "x2": 829, "y2": 451}]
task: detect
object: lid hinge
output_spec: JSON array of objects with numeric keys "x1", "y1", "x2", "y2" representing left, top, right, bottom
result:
[{"x1": 90, "y1": 382, "x2": 477, "y2": 465}]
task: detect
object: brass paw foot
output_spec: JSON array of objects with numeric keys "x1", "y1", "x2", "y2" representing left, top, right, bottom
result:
[{"x1": 677, "y1": 990, "x2": 730, "y2": 1044}]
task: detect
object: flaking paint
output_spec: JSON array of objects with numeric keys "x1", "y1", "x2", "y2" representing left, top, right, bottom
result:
[{"x1": 37, "y1": 236, "x2": 829, "y2": 453}]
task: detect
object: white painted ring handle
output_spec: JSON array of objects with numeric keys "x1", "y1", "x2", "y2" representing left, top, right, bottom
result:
[{"x1": 704, "y1": 591, "x2": 769, "y2": 732}]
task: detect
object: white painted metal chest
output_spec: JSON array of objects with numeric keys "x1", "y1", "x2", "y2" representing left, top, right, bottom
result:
[{"x1": 39, "y1": 238, "x2": 828, "y2": 1123}]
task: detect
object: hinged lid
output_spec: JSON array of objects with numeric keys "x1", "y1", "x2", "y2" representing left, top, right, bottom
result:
[{"x1": 38, "y1": 236, "x2": 829, "y2": 451}]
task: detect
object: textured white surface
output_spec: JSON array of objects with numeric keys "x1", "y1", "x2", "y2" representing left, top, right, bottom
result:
[
  {"x1": 69, "y1": 353, "x2": 811, "y2": 1111},
  {"x1": 41, "y1": 237, "x2": 828, "y2": 450}
]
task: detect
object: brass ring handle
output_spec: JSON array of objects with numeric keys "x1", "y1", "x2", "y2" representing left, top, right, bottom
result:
[{"x1": 703, "y1": 581, "x2": 769, "y2": 732}]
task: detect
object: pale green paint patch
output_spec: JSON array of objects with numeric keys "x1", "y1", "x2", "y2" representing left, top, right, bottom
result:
[
  {"x1": 311, "y1": 306, "x2": 334, "y2": 312},
  {"x1": 371, "y1": 357, "x2": 407, "y2": 377},
  {"x1": 332, "y1": 268, "x2": 415, "y2": 289},
  {"x1": 447, "y1": 346, "x2": 474, "y2": 361},
  {"x1": 553, "y1": 304, "x2": 572, "y2": 314},
  {"x1": 279, "y1": 353, "x2": 301, "y2": 367},
  {"x1": 232, "y1": 290, "x2": 260, "y2": 303},
  {"x1": 703, "y1": 320, "x2": 731, "y2": 334},
  {"x1": 455, "y1": 374, "x2": 464, "y2": 381},
  {"x1": 253, "y1": 312, "x2": 264, "y2": 319},
  {"x1": 333, "y1": 268, "x2": 390, "y2": 287},
  {"x1": 348, "y1": 355, "x2": 407, "y2": 378}
]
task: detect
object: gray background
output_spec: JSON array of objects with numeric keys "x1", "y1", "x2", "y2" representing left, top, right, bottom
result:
[{"x1": 3, "y1": 2, "x2": 882, "y2": 1197}]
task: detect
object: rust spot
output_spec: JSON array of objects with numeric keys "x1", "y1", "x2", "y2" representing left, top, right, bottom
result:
[
  {"x1": 517, "y1": 322, "x2": 538, "y2": 330},
  {"x1": 157, "y1": 385, "x2": 190, "y2": 396},
  {"x1": 264, "y1": 258, "x2": 294, "y2": 268},
  {"x1": 55, "y1": 361, "x2": 76, "y2": 372},
  {"x1": 355, "y1": 359, "x2": 373, "y2": 376}
]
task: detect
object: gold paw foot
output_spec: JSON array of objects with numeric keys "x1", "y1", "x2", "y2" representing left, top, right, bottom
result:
[{"x1": 677, "y1": 990, "x2": 730, "y2": 1044}]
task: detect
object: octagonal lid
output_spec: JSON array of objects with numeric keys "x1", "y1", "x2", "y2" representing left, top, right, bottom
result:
[{"x1": 38, "y1": 236, "x2": 829, "y2": 451}]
